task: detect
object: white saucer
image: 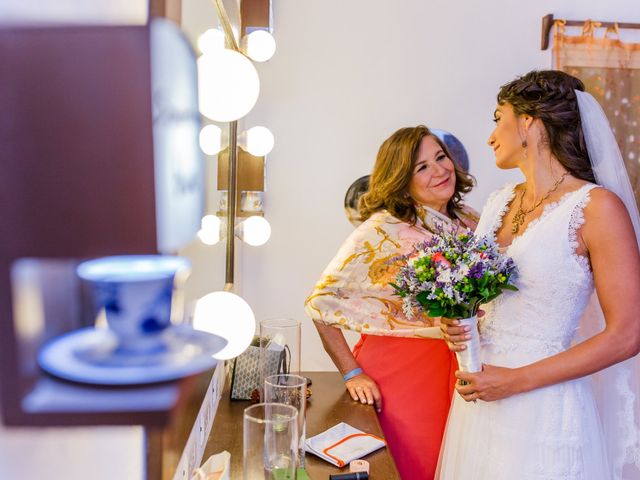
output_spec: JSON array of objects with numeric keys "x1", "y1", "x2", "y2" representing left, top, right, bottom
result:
[{"x1": 37, "y1": 325, "x2": 227, "y2": 386}]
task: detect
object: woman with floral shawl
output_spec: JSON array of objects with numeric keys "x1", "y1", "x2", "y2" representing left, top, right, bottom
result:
[{"x1": 305, "y1": 125, "x2": 478, "y2": 479}]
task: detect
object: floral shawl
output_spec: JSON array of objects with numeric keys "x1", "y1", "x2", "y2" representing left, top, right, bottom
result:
[{"x1": 304, "y1": 206, "x2": 479, "y2": 338}]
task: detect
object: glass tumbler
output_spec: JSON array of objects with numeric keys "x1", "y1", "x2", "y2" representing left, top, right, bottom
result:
[
  {"x1": 259, "y1": 318, "x2": 301, "y2": 398},
  {"x1": 264, "y1": 374, "x2": 307, "y2": 468},
  {"x1": 243, "y1": 403, "x2": 298, "y2": 480}
]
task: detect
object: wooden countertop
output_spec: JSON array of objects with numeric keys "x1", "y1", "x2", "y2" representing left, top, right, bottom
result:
[{"x1": 203, "y1": 371, "x2": 400, "y2": 479}]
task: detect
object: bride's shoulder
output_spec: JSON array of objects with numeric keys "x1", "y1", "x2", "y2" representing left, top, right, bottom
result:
[
  {"x1": 581, "y1": 185, "x2": 633, "y2": 233},
  {"x1": 583, "y1": 185, "x2": 625, "y2": 211}
]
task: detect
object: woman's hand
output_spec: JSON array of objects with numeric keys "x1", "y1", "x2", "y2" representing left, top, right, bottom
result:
[
  {"x1": 455, "y1": 364, "x2": 523, "y2": 402},
  {"x1": 440, "y1": 310, "x2": 483, "y2": 352},
  {"x1": 312, "y1": 321, "x2": 383, "y2": 412},
  {"x1": 346, "y1": 373, "x2": 382, "y2": 412}
]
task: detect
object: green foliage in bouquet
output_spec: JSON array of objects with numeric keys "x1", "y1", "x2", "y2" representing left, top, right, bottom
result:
[{"x1": 391, "y1": 231, "x2": 518, "y2": 319}]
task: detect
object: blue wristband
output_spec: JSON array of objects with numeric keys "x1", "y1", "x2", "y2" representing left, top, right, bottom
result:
[{"x1": 343, "y1": 367, "x2": 363, "y2": 382}]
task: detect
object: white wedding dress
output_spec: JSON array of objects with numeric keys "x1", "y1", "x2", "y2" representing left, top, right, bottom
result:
[{"x1": 437, "y1": 182, "x2": 612, "y2": 479}]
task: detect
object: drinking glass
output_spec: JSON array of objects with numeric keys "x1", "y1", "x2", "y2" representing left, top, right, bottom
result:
[
  {"x1": 259, "y1": 318, "x2": 301, "y2": 399},
  {"x1": 264, "y1": 374, "x2": 307, "y2": 468},
  {"x1": 243, "y1": 403, "x2": 298, "y2": 480}
]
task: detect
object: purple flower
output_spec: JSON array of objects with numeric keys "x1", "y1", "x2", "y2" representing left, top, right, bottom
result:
[
  {"x1": 390, "y1": 230, "x2": 518, "y2": 318},
  {"x1": 468, "y1": 263, "x2": 485, "y2": 279}
]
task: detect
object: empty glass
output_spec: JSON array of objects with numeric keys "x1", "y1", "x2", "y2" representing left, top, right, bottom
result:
[
  {"x1": 259, "y1": 318, "x2": 301, "y2": 400},
  {"x1": 264, "y1": 374, "x2": 307, "y2": 468},
  {"x1": 243, "y1": 403, "x2": 298, "y2": 480}
]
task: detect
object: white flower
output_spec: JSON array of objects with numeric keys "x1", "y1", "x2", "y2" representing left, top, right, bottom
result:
[
  {"x1": 437, "y1": 268, "x2": 453, "y2": 285},
  {"x1": 453, "y1": 263, "x2": 470, "y2": 282},
  {"x1": 453, "y1": 289, "x2": 465, "y2": 304},
  {"x1": 402, "y1": 298, "x2": 420, "y2": 319},
  {"x1": 443, "y1": 284, "x2": 455, "y2": 299}
]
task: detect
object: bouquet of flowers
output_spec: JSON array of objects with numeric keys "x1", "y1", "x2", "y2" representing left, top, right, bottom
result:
[{"x1": 391, "y1": 228, "x2": 518, "y2": 372}]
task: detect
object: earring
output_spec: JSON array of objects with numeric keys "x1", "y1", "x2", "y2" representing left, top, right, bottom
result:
[{"x1": 521, "y1": 139, "x2": 528, "y2": 160}]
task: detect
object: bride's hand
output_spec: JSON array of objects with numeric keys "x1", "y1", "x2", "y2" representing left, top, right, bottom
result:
[
  {"x1": 455, "y1": 364, "x2": 521, "y2": 402},
  {"x1": 440, "y1": 310, "x2": 484, "y2": 352}
]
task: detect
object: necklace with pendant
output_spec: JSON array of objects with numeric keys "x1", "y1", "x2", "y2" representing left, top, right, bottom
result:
[{"x1": 511, "y1": 172, "x2": 571, "y2": 234}]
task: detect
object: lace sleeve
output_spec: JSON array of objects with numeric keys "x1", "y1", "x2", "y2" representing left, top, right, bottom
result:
[
  {"x1": 475, "y1": 183, "x2": 516, "y2": 237},
  {"x1": 567, "y1": 186, "x2": 598, "y2": 272}
]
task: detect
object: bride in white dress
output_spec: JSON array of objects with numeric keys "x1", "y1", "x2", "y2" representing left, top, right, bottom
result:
[{"x1": 437, "y1": 70, "x2": 640, "y2": 479}]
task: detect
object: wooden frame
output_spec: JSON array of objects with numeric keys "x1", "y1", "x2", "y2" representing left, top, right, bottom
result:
[{"x1": 541, "y1": 13, "x2": 640, "y2": 50}]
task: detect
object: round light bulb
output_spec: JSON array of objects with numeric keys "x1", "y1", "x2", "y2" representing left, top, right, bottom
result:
[
  {"x1": 193, "y1": 291, "x2": 256, "y2": 360},
  {"x1": 198, "y1": 49, "x2": 260, "y2": 122},
  {"x1": 237, "y1": 216, "x2": 271, "y2": 246},
  {"x1": 242, "y1": 30, "x2": 276, "y2": 62},
  {"x1": 197, "y1": 28, "x2": 225, "y2": 55},
  {"x1": 199, "y1": 124, "x2": 223, "y2": 155},
  {"x1": 244, "y1": 126, "x2": 274, "y2": 156},
  {"x1": 197, "y1": 214, "x2": 221, "y2": 245}
]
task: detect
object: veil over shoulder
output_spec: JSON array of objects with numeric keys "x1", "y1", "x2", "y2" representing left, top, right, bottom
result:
[{"x1": 575, "y1": 89, "x2": 640, "y2": 479}]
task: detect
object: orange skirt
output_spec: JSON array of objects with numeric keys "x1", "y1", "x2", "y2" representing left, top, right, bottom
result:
[{"x1": 353, "y1": 335, "x2": 457, "y2": 480}]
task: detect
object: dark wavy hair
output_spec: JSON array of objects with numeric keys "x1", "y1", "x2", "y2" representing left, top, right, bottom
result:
[
  {"x1": 358, "y1": 125, "x2": 475, "y2": 223},
  {"x1": 497, "y1": 70, "x2": 595, "y2": 182}
]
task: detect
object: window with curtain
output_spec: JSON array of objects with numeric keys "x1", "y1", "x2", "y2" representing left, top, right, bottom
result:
[{"x1": 554, "y1": 19, "x2": 640, "y2": 207}]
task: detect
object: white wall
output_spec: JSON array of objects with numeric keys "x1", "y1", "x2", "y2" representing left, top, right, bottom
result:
[{"x1": 181, "y1": 0, "x2": 640, "y2": 371}]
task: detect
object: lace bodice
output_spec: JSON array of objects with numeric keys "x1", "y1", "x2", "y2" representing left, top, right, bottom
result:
[{"x1": 475, "y1": 183, "x2": 599, "y2": 363}]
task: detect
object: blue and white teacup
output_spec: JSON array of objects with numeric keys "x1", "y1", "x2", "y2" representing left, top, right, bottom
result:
[{"x1": 77, "y1": 255, "x2": 191, "y2": 353}]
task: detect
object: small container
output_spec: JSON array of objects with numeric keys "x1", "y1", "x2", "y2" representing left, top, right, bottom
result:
[
  {"x1": 243, "y1": 403, "x2": 298, "y2": 480},
  {"x1": 329, "y1": 472, "x2": 369, "y2": 480},
  {"x1": 264, "y1": 374, "x2": 308, "y2": 468}
]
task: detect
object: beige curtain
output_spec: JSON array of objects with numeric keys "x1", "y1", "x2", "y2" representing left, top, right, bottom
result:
[{"x1": 554, "y1": 20, "x2": 640, "y2": 207}]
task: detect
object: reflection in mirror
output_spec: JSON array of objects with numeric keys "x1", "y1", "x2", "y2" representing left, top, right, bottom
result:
[
  {"x1": 344, "y1": 175, "x2": 370, "y2": 227},
  {"x1": 431, "y1": 129, "x2": 470, "y2": 172}
]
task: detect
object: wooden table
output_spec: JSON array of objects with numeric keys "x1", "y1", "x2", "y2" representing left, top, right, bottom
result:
[{"x1": 203, "y1": 371, "x2": 400, "y2": 479}]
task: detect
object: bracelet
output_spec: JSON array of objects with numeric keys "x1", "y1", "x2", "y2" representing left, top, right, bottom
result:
[{"x1": 343, "y1": 367, "x2": 363, "y2": 382}]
